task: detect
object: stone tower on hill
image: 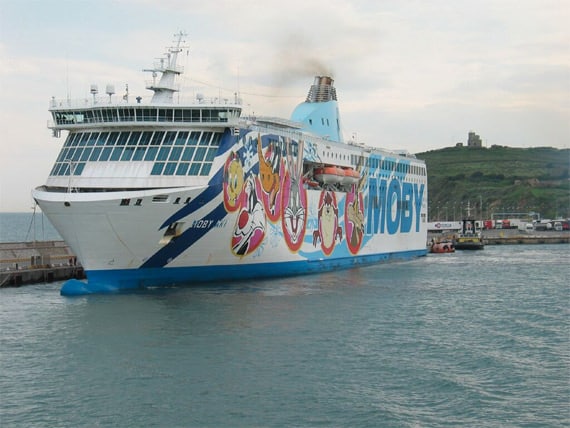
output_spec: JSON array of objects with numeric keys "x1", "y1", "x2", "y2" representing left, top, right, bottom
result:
[{"x1": 467, "y1": 131, "x2": 483, "y2": 147}]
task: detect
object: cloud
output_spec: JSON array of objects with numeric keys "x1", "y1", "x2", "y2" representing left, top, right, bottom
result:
[{"x1": 0, "y1": 0, "x2": 569, "y2": 211}]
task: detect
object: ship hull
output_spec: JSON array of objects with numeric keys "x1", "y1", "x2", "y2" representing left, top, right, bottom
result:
[
  {"x1": 34, "y1": 173, "x2": 427, "y2": 295},
  {"x1": 60, "y1": 250, "x2": 425, "y2": 295}
]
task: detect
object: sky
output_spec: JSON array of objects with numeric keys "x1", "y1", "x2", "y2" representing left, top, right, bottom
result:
[{"x1": 0, "y1": 0, "x2": 568, "y2": 212}]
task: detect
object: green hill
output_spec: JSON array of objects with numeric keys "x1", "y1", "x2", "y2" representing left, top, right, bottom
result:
[{"x1": 415, "y1": 145, "x2": 570, "y2": 221}]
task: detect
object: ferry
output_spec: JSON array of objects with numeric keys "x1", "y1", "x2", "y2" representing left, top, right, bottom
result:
[{"x1": 32, "y1": 33, "x2": 429, "y2": 295}]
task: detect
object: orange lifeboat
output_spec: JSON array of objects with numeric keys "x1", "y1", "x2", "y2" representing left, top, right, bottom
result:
[
  {"x1": 341, "y1": 168, "x2": 359, "y2": 186},
  {"x1": 314, "y1": 166, "x2": 345, "y2": 184},
  {"x1": 303, "y1": 177, "x2": 320, "y2": 189}
]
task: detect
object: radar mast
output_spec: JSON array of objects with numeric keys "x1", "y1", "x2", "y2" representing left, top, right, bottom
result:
[{"x1": 143, "y1": 31, "x2": 187, "y2": 103}]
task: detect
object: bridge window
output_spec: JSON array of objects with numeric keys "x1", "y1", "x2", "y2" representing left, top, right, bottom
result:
[
  {"x1": 143, "y1": 146, "x2": 158, "y2": 161},
  {"x1": 194, "y1": 147, "x2": 206, "y2": 162},
  {"x1": 169, "y1": 147, "x2": 183, "y2": 161},
  {"x1": 96, "y1": 132, "x2": 109, "y2": 146},
  {"x1": 151, "y1": 162, "x2": 165, "y2": 175},
  {"x1": 176, "y1": 163, "x2": 190, "y2": 175},
  {"x1": 139, "y1": 131, "x2": 152, "y2": 146},
  {"x1": 175, "y1": 131, "x2": 189, "y2": 145},
  {"x1": 156, "y1": 146, "x2": 171, "y2": 161},
  {"x1": 163, "y1": 162, "x2": 177, "y2": 175},
  {"x1": 163, "y1": 131, "x2": 177, "y2": 145},
  {"x1": 132, "y1": 146, "x2": 147, "y2": 161},
  {"x1": 89, "y1": 147, "x2": 102, "y2": 161},
  {"x1": 121, "y1": 146, "x2": 135, "y2": 161},
  {"x1": 181, "y1": 147, "x2": 195, "y2": 161},
  {"x1": 158, "y1": 109, "x2": 173, "y2": 122},
  {"x1": 49, "y1": 129, "x2": 223, "y2": 178},
  {"x1": 80, "y1": 148, "x2": 92, "y2": 161},
  {"x1": 99, "y1": 147, "x2": 112, "y2": 161},
  {"x1": 110, "y1": 146, "x2": 124, "y2": 161}
]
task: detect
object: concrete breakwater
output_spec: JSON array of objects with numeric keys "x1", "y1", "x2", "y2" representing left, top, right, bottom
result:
[
  {"x1": 0, "y1": 241, "x2": 83, "y2": 288},
  {"x1": 482, "y1": 229, "x2": 570, "y2": 245},
  {"x1": 428, "y1": 229, "x2": 570, "y2": 246}
]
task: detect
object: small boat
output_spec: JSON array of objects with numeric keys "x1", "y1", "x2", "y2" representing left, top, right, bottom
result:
[
  {"x1": 341, "y1": 167, "x2": 360, "y2": 186},
  {"x1": 314, "y1": 166, "x2": 345, "y2": 184},
  {"x1": 303, "y1": 178, "x2": 320, "y2": 189},
  {"x1": 454, "y1": 219, "x2": 485, "y2": 250},
  {"x1": 429, "y1": 239, "x2": 455, "y2": 253}
]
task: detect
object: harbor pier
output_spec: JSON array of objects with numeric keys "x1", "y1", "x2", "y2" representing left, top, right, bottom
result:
[{"x1": 0, "y1": 241, "x2": 83, "y2": 287}]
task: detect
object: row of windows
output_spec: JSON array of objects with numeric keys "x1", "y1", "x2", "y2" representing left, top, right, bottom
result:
[
  {"x1": 62, "y1": 130, "x2": 215, "y2": 149},
  {"x1": 50, "y1": 130, "x2": 222, "y2": 177},
  {"x1": 51, "y1": 159, "x2": 213, "y2": 177},
  {"x1": 350, "y1": 154, "x2": 426, "y2": 176},
  {"x1": 52, "y1": 107, "x2": 240, "y2": 126}
]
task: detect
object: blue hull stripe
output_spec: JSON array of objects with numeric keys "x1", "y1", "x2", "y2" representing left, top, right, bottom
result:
[
  {"x1": 159, "y1": 183, "x2": 223, "y2": 230},
  {"x1": 143, "y1": 202, "x2": 227, "y2": 269},
  {"x1": 61, "y1": 249, "x2": 427, "y2": 296}
]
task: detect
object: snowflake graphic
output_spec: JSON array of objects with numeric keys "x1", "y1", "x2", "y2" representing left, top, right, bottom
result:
[
  {"x1": 242, "y1": 135, "x2": 257, "y2": 171},
  {"x1": 304, "y1": 141, "x2": 321, "y2": 163}
]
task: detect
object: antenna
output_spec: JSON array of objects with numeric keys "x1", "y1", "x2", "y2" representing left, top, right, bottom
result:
[
  {"x1": 90, "y1": 84, "x2": 98, "y2": 104},
  {"x1": 123, "y1": 84, "x2": 129, "y2": 102},
  {"x1": 106, "y1": 84, "x2": 115, "y2": 103},
  {"x1": 66, "y1": 52, "x2": 70, "y2": 103}
]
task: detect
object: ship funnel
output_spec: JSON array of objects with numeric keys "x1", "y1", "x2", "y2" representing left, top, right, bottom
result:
[
  {"x1": 305, "y1": 76, "x2": 337, "y2": 103},
  {"x1": 291, "y1": 75, "x2": 343, "y2": 143}
]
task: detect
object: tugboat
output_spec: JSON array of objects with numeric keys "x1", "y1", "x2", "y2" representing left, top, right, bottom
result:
[
  {"x1": 454, "y1": 203, "x2": 484, "y2": 250},
  {"x1": 454, "y1": 219, "x2": 484, "y2": 250}
]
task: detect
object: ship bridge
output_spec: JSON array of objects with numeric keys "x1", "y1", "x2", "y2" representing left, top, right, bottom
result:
[{"x1": 48, "y1": 99, "x2": 242, "y2": 132}]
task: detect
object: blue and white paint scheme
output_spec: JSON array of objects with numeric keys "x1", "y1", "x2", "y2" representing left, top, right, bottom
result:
[{"x1": 33, "y1": 33, "x2": 428, "y2": 296}]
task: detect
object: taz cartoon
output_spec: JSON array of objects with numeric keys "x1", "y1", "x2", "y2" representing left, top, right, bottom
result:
[{"x1": 313, "y1": 190, "x2": 343, "y2": 255}]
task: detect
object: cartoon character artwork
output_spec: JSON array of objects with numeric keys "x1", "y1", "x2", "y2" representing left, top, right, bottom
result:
[
  {"x1": 257, "y1": 134, "x2": 284, "y2": 222},
  {"x1": 281, "y1": 139, "x2": 307, "y2": 252},
  {"x1": 344, "y1": 172, "x2": 366, "y2": 254},
  {"x1": 312, "y1": 190, "x2": 343, "y2": 256},
  {"x1": 345, "y1": 191, "x2": 365, "y2": 253},
  {"x1": 231, "y1": 175, "x2": 266, "y2": 257},
  {"x1": 222, "y1": 151, "x2": 244, "y2": 212}
]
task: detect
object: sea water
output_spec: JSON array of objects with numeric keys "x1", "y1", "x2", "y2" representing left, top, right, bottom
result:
[
  {"x1": 0, "y1": 218, "x2": 568, "y2": 427},
  {"x1": 0, "y1": 212, "x2": 61, "y2": 242}
]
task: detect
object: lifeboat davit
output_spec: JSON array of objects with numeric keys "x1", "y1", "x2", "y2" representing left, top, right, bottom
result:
[{"x1": 314, "y1": 166, "x2": 345, "y2": 184}]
